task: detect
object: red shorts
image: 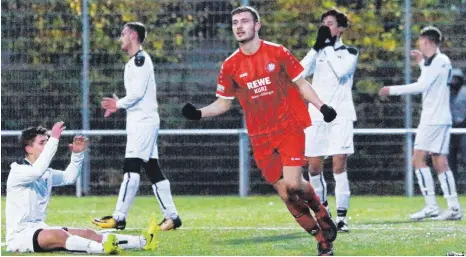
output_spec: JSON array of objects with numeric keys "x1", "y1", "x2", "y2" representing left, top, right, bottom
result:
[{"x1": 250, "y1": 128, "x2": 306, "y2": 184}]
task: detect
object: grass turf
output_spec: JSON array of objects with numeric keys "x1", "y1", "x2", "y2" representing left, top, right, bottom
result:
[{"x1": 1, "y1": 195, "x2": 465, "y2": 256}]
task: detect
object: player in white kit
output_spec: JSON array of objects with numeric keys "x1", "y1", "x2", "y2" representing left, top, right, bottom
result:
[
  {"x1": 5, "y1": 122, "x2": 158, "y2": 253},
  {"x1": 379, "y1": 26, "x2": 463, "y2": 221},
  {"x1": 300, "y1": 9, "x2": 358, "y2": 232},
  {"x1": 96, "y1": 22, "x2": 181, "y2": 230}
]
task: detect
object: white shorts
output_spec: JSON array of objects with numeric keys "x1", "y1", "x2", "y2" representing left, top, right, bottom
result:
[
  {"x1": 414, "y1": 125, "x2": 451, "y2": 154},
  {"x1": 7, "y1": 222, "x2": 50, "y2": 253},
  {"x1": 305, "y1": 120, "x2": 354, "y2": 157},
  {"x1": 126, "y1": 125, "x2": 159, "y2": 161}
]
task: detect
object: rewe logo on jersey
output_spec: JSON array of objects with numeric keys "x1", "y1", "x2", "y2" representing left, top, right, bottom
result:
[{"x1": 247, "y1": 76, "x2": 271, "y2": 94}]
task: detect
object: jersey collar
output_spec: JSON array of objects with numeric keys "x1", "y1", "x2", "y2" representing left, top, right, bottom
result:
[
  {"x1": 130, "y1": 46, "x2": 143, "y2": 59},
  {"x1": 21, "y1": 158, "x2": 32, "y2": 166},
  {"x1": 239, "y1": 40, "x2": 263, "y2": 56},
  {"x1": 424, "y1": 48, "x2": 440, "y2": 66},
  {"x1": 334, "y1": 38, "x2": 343, "y2": 49}
]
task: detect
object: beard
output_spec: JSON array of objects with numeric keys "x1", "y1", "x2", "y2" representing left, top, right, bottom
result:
[{"x1": 237, "y1": 32, "x2": 256, "y2": 44}]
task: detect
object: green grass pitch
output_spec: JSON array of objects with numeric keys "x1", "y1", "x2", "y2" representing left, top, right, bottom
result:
[{"x1": 2, "y1": 195, "x2": 465, "y2": 256}]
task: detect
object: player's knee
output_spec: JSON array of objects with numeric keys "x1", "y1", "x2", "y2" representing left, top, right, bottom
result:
[
  {"x1": 432, "y1": 155, "x2": 449, "y2": 172},
  {"x1": 412, "y1": 151, "x2": 427, "y2": 168},
  {"x1": 143, "y1": 158, "x2": 166, "y2": 184},
  {"x1": 286, "y1": 183, "x2": 302, "y2": 196},
  {"x1": 36, "y1": 229, "x2": 69, "y2": 250},
  {"x1": 307, "y1": 162, "x2": 322, "y2": 176},
  {"x1": 411, "y1": 157, "x2": 424, "y2": 168},
  {"x1": 413, "y1": 161, "x2": 426, "y2": 169},
  {"x1": 83, "y1": 229, "x2": 97, "y2": 238},
  {"x1": 123, "y1": 158, "x2": 144, "y2": 174},
  {"x1": 308, "y1": 166, "x2": 322, "y2": 176},
  {"x1": 273, "y1": 180, "x2": 289, "y2": 201},
  {"x1": 332, "y1": 167, "x2": 345, "y2": 174}
]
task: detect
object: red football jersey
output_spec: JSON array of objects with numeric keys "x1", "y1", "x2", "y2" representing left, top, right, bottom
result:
[{"x1": 216, "y1": 40, "x2": 311, "y2": 136}]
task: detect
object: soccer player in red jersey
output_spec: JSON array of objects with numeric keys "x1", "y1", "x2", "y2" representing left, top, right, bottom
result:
[{"x1": 182, "y1": 6, "x2": 337, "y2": 256}]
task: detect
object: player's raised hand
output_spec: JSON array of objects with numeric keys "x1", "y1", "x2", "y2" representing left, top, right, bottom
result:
[
  {"x1": 410, "y1": 50, "x2": 423, "y2": 64},
  {"x1": 69, "y1": 135, "x2": 88, "y2": 153},
  {"x1": 50, "y1": 121, "x2": 66, "y2": 139},
  {"x1": 182, "y1": 102, "x2": 202, "y2": 121}
]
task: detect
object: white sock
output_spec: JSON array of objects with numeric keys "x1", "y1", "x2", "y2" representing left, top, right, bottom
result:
[
  {"x1": 334, "y1": 171, "x2": 350, "y2": 216},
  {"x1": 309, "y1": 172, "x2": 327, "y2": 204},
  {"x1": 152, "y1": 180, "x2": 178, "y2": 219},
  {"x1": 102, "y1": 233, "x2": 146, "y2": 250},
  {"x1": 113, "y1": 172, "x2": 140, "y2": 221},
  {"x1": 415, "y1": 168, "x2": 437, "y2": 206},
  {"x1": 438, "y1": 170, "x2": 460, "y2": 209},
  {"x1": 65, "y1": 235, "x2": 103, "y2": 254}
]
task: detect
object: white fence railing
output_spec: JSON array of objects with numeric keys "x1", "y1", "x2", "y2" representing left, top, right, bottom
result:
[{"x1": 3, "y1": 128, "x2": 466, "y2": 137}]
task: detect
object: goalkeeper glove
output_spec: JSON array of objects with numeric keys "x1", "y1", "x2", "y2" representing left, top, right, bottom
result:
[
  {"x1": 320, "y1": 104, "x2": 337, "y2": 123},
  {"x1": 182, "y1": 102, "x2": 202, "y2": 121},
  {"x1": 313, "y1": 26, "x2": 336, "y2": 51}
]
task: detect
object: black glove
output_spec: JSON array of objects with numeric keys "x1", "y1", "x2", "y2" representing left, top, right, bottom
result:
[
  {"x1": 313, "y1": 26, "x2": 336, "y2": 51},
  {"x1": 320, "y1": 104, "x2": 337, "y2": 123},
  {"x1": 182, "y1": 102, "x2": 202, "y2": 121}
]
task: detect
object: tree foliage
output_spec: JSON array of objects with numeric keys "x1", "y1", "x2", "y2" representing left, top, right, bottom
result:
[{"x1": 1, "y1": 0, "x2": 463, "y2": 130}]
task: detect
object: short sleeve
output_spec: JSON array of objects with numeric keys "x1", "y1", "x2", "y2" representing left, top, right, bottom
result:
[
  {"x1": 280, "y1": 46, "x2": 304, "y2": 82},
  {"x1": 216, "y1": 62, "x2": 236, "y2": 99}
]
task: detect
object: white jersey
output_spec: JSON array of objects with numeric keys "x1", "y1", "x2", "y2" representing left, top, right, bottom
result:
[
  {"x1": 5, "y1": 138, "x2": 84, "y2": 242},
  {"x1": 117, "y1": 49, "x2": 160, "y2": 128},
  {"x1": 300, "y1": 39, "x2": 358, "y2": 122},
  {"x1": 389, "y1": 49, "x2": 452, "y2": 125}
]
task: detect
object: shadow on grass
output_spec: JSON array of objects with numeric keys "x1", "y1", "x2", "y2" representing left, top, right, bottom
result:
[{"x1": 217, "y1": 232, "x2": 304, "y2": 245}]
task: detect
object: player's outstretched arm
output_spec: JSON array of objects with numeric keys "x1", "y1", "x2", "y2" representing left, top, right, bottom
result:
[
  {"x1": 182, "y1": 98, "x2": 232, "y2": 120},
  {"x1": 31, "y1": 121, "x2": 65, "y2": 172},
  {"x1": 379, "y1": 69, "x2": 438, "y2": 97},
  {"x1": 379, "y1": 53, "x2": 447, "y2": 97},
  {"x1": 295, "y1": 77, "x2": 337, "y2": 123},
  {"x1": 9, "y1": 122, "x2": 65, "y2": 185}
]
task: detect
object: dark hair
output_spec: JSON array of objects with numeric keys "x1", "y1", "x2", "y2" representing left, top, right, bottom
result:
[
  {"x1": 321, "y1": 8, "x2": 349, "y2": 28},
  {"x1": 420, "y1": 26, "x2": 442, "y2": 44},
  {"x1": 125, "y1": 22, "x2": 147, "y2": 43},
  {"x1": 231, "y1": 6, "x2": 260, "y2": 23},
  {"x1": 20, "y1": 126, "x2": 48, "y2": 155}
]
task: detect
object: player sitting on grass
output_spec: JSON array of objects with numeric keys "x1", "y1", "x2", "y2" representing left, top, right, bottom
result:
[{"x1": 5, "y1": 122, "x2": 158, "y2": 254}]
